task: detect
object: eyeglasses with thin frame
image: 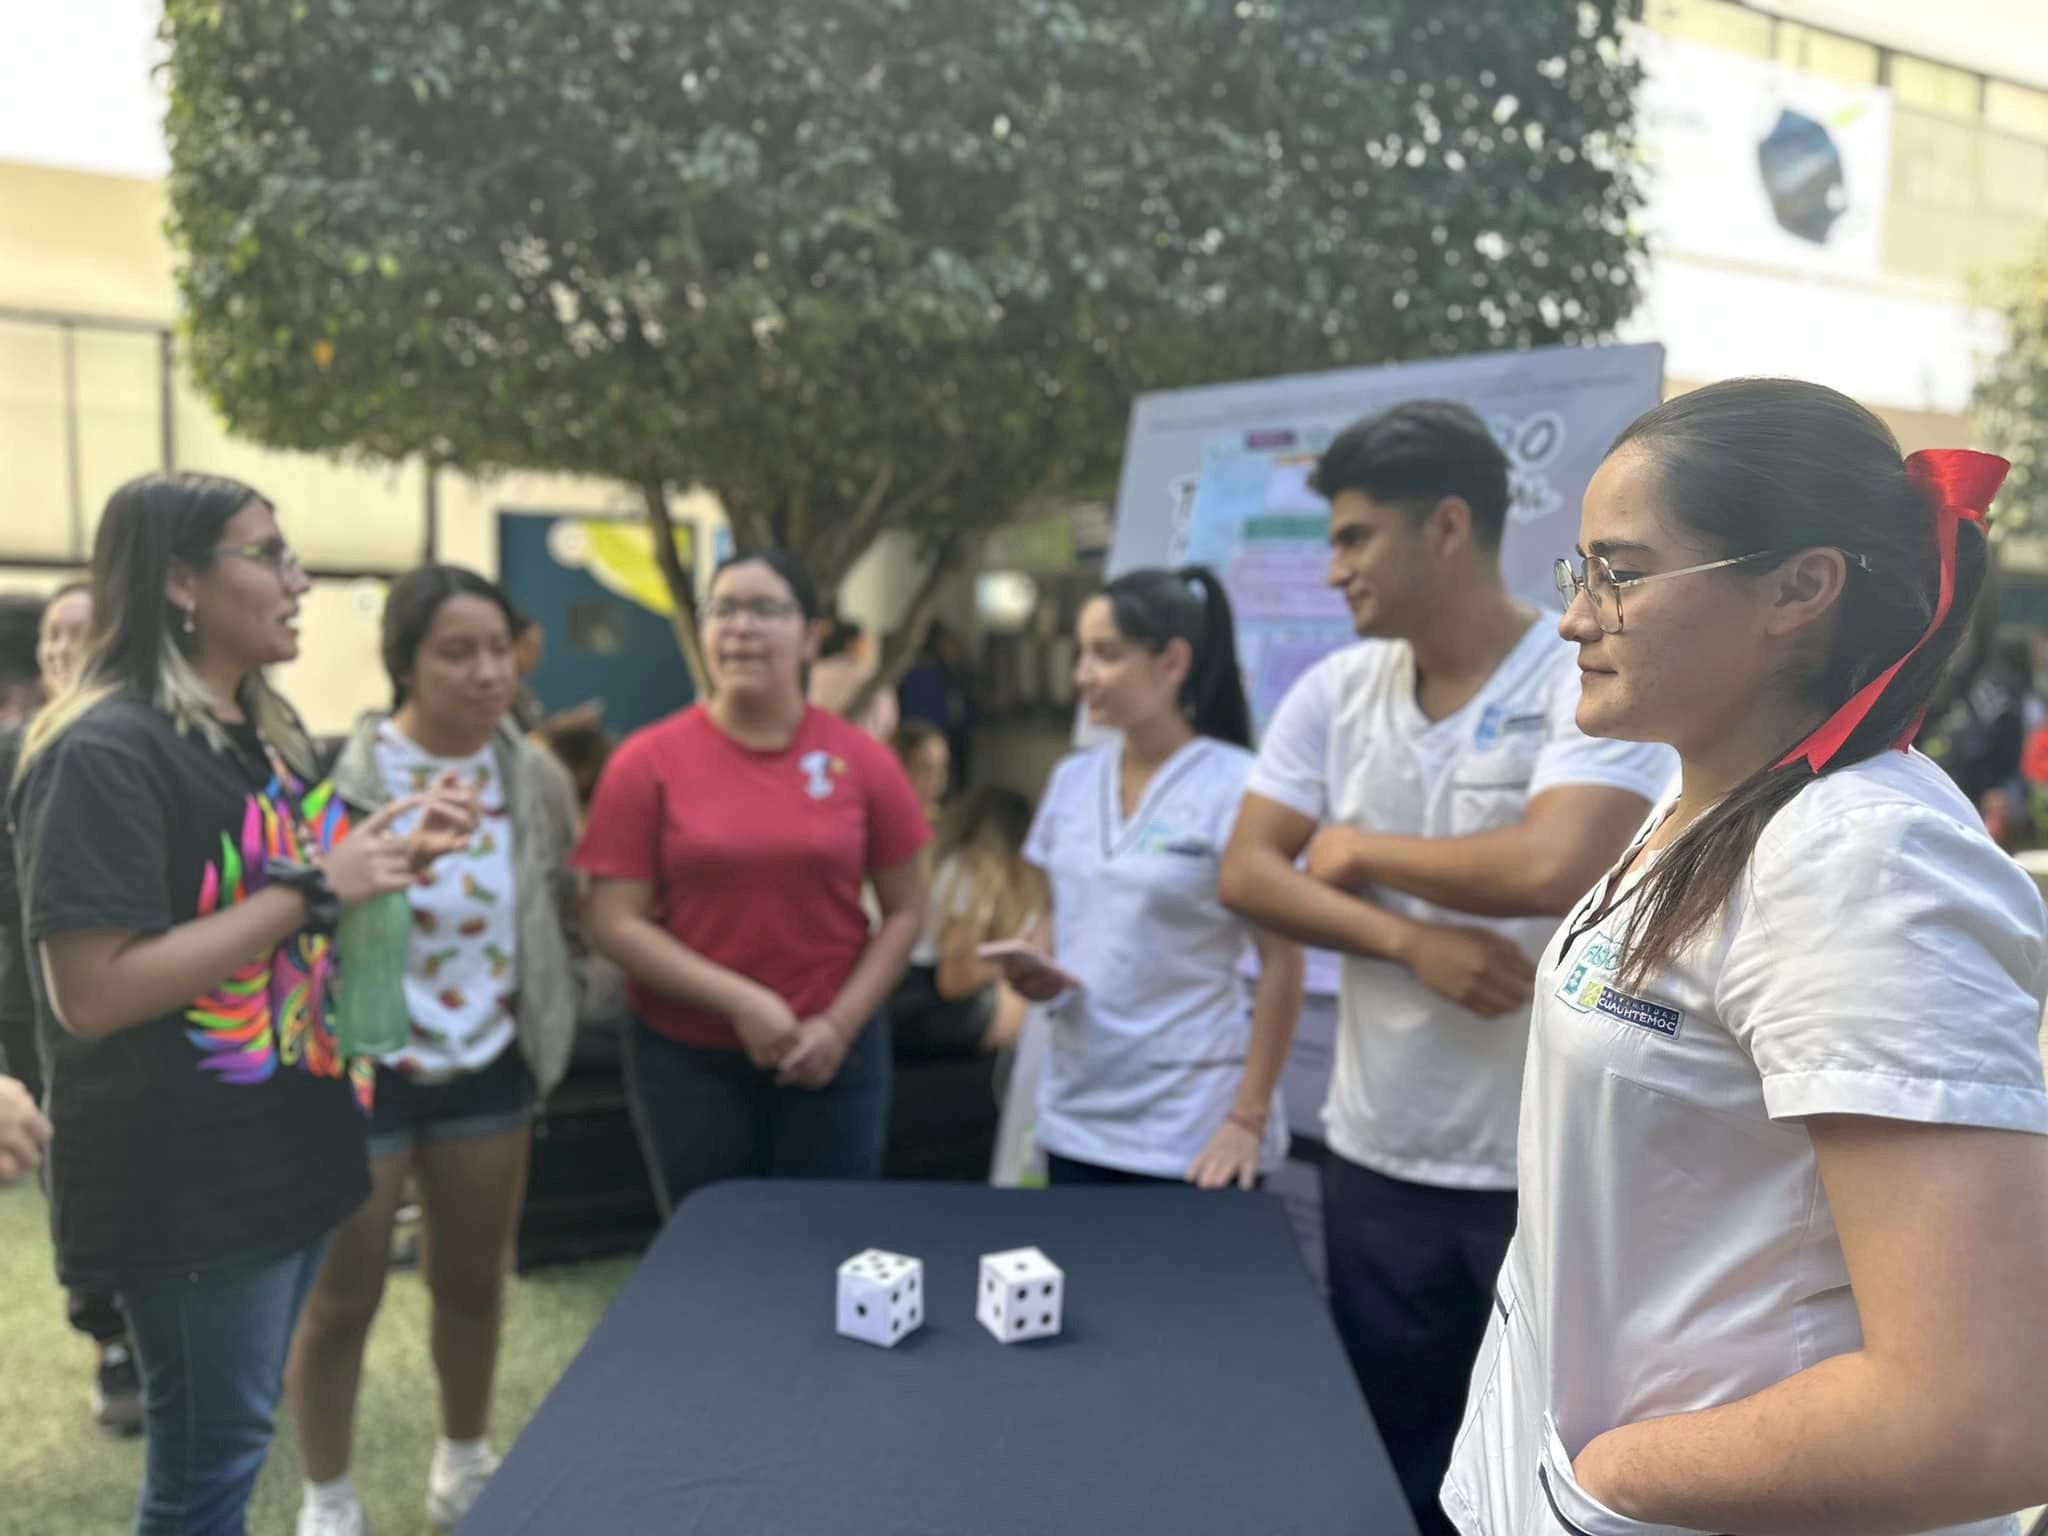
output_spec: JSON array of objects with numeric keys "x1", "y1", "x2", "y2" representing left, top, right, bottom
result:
[
  {"x1": 212, "y1": 541, "x2": 304, "y2": 580},
  {"x1": 1553, "y1": 548, "x2": 1872, "y2": 635},
  {"x1": 707, "y1": 597, "x2": 803, "y2": 626}
]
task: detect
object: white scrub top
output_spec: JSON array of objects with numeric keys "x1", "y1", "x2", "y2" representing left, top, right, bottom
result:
[
  {"x1": 1443, "y1": 750, "x2": 2048, "y2": 1536},
  {"x1": 1024, "y1": 738, "x2": 1289, "y2": 1178},
  {"x1": 1248, "y1": 622, "x2": 1675, "y2": 1188}
]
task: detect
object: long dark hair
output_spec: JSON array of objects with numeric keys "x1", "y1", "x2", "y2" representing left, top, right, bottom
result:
[
  {"x1": 19, "y1": 472, "x2": 311, "y2": 778},
  {"x1": 1611, "y1": 379, "x2": 1990, "y2": 989},
  {"x1": 1099, "y1": 565, "x2": 1252, "y2": 748},
  {"x1": 382, "y1": 564, "x2": 521, "y2": 710}
]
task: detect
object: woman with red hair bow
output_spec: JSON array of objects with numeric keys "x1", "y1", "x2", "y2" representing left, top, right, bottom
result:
[{"x1": 1443, "y1": 381, "x2": 2048, "y2": 1536}]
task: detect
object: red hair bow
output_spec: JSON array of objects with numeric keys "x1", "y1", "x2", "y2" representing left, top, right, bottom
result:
[{"x1": 1776, "y1": 448, "x2": 2010, "y2": 775}]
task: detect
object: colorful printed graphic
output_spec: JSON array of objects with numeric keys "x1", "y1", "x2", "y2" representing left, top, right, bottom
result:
[{"x1": 185, "y1": 771, "x2": 371, "y2": 1106}]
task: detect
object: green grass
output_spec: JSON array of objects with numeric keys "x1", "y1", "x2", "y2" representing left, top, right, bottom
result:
[{"x1": 0, "y1": 1183, "x2": 635, "y2": 1535}]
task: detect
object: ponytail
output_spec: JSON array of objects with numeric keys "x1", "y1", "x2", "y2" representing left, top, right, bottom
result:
[
  {"x1": 1605, "y1": 381, "x2": 1999, "y2": 990},
  {"x1": 1098, "y1": 565, "x2": 1252, "y2": 748},
  {"x1": 1178, "y1": 567, "x2": 1252, "y2": 747}
]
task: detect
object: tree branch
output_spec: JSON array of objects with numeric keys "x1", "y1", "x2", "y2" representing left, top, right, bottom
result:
[
  {"x1": 848, "y1": 530, "x2": 981, "y2": 721},
  {"x1": 637, "y1": 474, "x2": 712, "y2": 699}
]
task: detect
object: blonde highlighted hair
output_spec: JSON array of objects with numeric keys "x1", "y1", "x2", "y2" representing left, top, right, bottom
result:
[
  {"x1": 17, "y1": 472, "x2": 312, "y2": 783},
  {"x1": 930, "y1": 786, "x2": 1045, "y2": 958}
]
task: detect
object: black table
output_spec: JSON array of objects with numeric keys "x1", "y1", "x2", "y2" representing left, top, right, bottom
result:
[{"x1": 465, "y1": 1180, "x2": 1416, "y2": 1536}]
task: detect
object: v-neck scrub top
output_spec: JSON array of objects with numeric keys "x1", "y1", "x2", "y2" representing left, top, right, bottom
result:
[
  {"x1": 1442, "y1": 750, "x2": 2048, "y2": 1536},
  {"x1": 1247, "y1": 625, "x2": 1676, "y2": 1189},
  {"x1": 1024, "y1": 739, "x2": 1288, "y2": 1178}
]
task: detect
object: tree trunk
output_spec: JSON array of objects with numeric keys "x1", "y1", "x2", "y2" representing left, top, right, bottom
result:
[
  {"x1": 637, "y1": 475, "x2": 712, "y2": 699},
  {"x1": 847, "y1": 531, "x2": 980, "y2": 723}
]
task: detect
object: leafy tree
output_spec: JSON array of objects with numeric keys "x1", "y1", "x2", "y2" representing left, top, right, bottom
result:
[
  {"x1": 162, "y1": 0, "x2": 1645, "y2": 698},
  {"x1": 1975, "y1": 244, "x2": 2048, "y2": 545}
]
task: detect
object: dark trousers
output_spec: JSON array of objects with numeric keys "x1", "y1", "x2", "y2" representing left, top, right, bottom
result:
[
  {"x1": 1321, "y1": 1152, "x2": 1516, "y2": 1536},
  {"x1": 623, "y1": 1015, "x2": 892, "y2": 1216},
  {"x1": 1044, "y1": 1152, "x2": 1180, "y2": 1187}
]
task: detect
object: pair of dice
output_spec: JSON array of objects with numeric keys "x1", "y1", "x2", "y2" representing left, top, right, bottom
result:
[{"x1": 835, "y1": 1245, "x2": 1063, "y2": 1349}]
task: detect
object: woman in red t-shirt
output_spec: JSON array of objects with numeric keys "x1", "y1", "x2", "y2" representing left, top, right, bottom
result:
[{"x1": 576, "y1": 551, "x2": 931, "y2": 1211}]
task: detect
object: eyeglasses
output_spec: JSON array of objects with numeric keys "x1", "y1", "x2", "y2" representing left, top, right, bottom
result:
[
  {"x1": 707, "y1": 597, "x2": 802, "y2": 626},
  {"x1": 1553, "y1": 548, "x2": 1870, "y2": 635},
  {"x1": 213, "y1": 541, "x2": 304, "y2": 580}
]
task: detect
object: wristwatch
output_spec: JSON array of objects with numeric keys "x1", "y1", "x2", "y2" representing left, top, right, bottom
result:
[{"x1": 265, "y1": 860, "x2": 341, "y2": 938}]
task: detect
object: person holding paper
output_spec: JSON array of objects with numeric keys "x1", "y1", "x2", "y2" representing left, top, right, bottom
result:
[{"x1": 992, "y1": 566, "x2": 1303, "y2": 1190}]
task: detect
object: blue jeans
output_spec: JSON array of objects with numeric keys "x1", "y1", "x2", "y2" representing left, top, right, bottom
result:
[
  {"x1": 623, "y1": 1015, "x2": 891, "y2": 1215},
  {"x1": 118, "y1": 1239, "x2": 329, "y2": 1536}
]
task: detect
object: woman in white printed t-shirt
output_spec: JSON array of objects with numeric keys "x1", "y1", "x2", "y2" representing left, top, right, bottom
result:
[
  {"x1": 991, "y1": 566, "x2": 1304, "y2": 1189},
  {"x1": 1443, "y1": 380, "x2": 2048, "y2": 1536},
  {"x1": 289, "y1": 567, "x2": 579, "y2": 1536}
]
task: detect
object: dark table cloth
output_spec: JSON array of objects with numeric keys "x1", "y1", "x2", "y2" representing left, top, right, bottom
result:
[{"x1": 464, "y1": 1180, "x2": 1416, "y2": 1536}]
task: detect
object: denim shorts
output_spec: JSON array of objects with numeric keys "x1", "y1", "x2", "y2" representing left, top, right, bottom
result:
[{"x1": 365, "y1": 1046, "x2": 533, "y2": 1161}]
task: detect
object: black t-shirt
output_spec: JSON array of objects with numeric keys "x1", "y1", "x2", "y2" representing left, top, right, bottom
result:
[
  {"x1": 11, "y1": 695, "x2": 370, "y2": 1289},
  {"x1": 0, "y1": 722, "x2": 36, "y2": 1090}
]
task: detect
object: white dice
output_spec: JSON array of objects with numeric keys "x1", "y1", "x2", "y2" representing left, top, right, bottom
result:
[
  {"x1": 977, "y1": 1246, "x2": 1064, "y2": 1343},
  {"x1": 835, "y1": 1248, "x2": 925, "y2": 1348}
]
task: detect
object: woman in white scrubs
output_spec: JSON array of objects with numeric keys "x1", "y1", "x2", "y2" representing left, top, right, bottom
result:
[
  {"x1": 1443, "y1": 379, "x2": 2048, "y2": 1536},
  {"x1": 998, "y1": 567, "x2": 1303, "y2": 1188}
]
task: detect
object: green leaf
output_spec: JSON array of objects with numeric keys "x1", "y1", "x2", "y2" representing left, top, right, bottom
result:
[{"x1": 161, "y1": 0, "x2": 1646, "y2": 597}]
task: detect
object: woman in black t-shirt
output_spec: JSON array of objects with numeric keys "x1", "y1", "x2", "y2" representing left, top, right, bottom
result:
[{"x1": 10, "y1": 473, "x2": 471, "y2": 1536}]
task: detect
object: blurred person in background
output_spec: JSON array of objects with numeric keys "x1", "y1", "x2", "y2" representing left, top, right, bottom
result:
[
  {"x1": 0, "y1": 582, "x2": 135, "y2": 1438},
  {"x1": 289, "y1": 566, "x2": 578, "y2": 1536},
  {"x1": 889, "y1": 786, "x2": 1042, "y2": 1061},
  {"x1": 0, "y1": 581, "x2": 88, "y2": 1103},
  {"x1": 891, "y1": 719, "x2": 952, "y2": 830},
  {"x1": 1921, "y1": 623, "x2": 2034, "y2": 847},
  {"x1": 507, "y1": 611, "x2": 547, "y2": 733},
  {"x1": 898, "y1": 619, "x2": 973, "y2": 790},
  {"x1": 532, "y1": 702, "x2": 614, "y2": 815},
  {"x1": 577, "y1": 552, "x2": 929, "y2": 1214},
  {"x1": 808, "y1": 613, "x2": 899, "y2": 741},
  {"x1": 0, "y1": 591, "x2": 42, "y2": 727}
]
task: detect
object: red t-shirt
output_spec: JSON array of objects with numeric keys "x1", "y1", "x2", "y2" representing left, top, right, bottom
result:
[{"x1": 572, "y1": 704, "x2": 931, "y2": 1050}]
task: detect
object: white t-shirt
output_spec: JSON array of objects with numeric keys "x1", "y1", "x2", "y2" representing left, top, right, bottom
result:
[
  {"x1": 1247, "y1": 621, "x2": 1675, "y2": 1188},
  {"x1": 909, "y1": 854, "x2": 969, "y2": 968},
  {"x1": 374, "y1": 724, "x2": 520, "y2": 1082},
  {"x1": 1024, "y1": 739, "x2": 1289, "y2": 1178},
  {"x1": 1443, "y1": 750, "x2": 2048, "y2": 1536}
]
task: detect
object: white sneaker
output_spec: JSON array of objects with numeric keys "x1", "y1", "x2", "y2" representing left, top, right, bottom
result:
[
  {"x1": 426, "y1": 1444, "x2": 500, "y2": 1529},
  {"x1": 296, "y1": 1490, "x2": 374, "y2": 1536}
]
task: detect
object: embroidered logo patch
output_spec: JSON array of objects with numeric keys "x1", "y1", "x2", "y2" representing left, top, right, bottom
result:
[
  {"x1": 1555, "y1": 931, "x2": 1624, "y2": 1010},
  {"x1": 1555, "y1": 930, "x2": 1684, "y2": 1038},
  {"x1": 1592, "y1": 987, "x2": 1684, "y2": 1039},
  {"x1": 1475, "y1": 704, "x2": 1548, "y2": 749},
  {"x1": 1130, "y1": 820, "x2": 1209, "y2": 859}
]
